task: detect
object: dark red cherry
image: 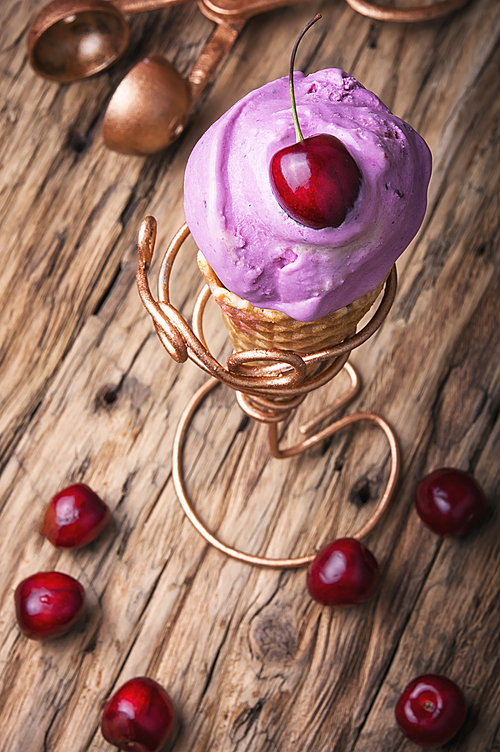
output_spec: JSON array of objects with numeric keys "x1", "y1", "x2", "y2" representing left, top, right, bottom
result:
[
  {"x1": 14, "y1": 571, "x2": 85, "y2": 640},
  {"x1": 415, "y1": 468, "x2": 487, "y2": 537},
  {"x1": 307, "y1": 537, "x2": 379, "y2": 607},
  {"x1": 101, "y1": 676, "x2": 175, "y2": 752},
  {"x1": 270, "y1": 133, "x2": 361, "y2": 229},
  {"x1": 269, "y1": 14, "x2": 361, "y2": 229},
  {"x1": 41, "y1": 483, "x2": 110, "y2": 548},
  {"x1": 395, "y1": 674, "x2": 467, "y2": 747}
]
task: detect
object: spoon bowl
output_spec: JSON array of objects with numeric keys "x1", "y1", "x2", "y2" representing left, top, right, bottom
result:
[
  {"x1": 102, "y1": 55, "x2": 191, "y2": 155},
  {"x1": 28, "y1": 0, "x2": 130, "y2": 82}
]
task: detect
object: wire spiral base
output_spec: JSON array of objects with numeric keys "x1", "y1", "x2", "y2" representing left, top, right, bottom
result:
[{"x1": 137, "y1": 216, "x2": 401, "y2": 567}]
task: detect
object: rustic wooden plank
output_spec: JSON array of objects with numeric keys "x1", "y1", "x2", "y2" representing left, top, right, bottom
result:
[
  {"x1": 0, "y1": 0, "x2": 213, "y2": 465},
  {"x1": 0, "y1": 0, "x2": 499, "y2": 751}
]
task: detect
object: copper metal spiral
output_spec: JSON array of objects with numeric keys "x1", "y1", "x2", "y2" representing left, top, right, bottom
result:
[{"x1": 137, "y1": 216, "x2": 401, "y2": 567}]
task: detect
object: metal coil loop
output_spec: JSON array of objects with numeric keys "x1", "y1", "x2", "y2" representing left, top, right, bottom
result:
[
  {"x1": 137, "y1": 217, "x2": 402, "y2": 568},
  {"x1": 136, "y1": 217, "x2": 397, "y2": 412}
]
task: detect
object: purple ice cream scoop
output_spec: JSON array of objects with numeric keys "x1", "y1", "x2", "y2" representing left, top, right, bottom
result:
[{"x1": 184, "y1": 69, "x2": 432, "y2": 322}]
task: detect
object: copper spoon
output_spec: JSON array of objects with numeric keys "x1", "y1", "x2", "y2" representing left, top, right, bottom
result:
[
  {"x1": 27, "y1": 0, "x2": 193, "y2": 83},
  {"x1": 344, "y1": 0, "x2": 470, "y2": 21},
  {"x1": 102, "y1": 18, "x2": 244, "y2": 155}
]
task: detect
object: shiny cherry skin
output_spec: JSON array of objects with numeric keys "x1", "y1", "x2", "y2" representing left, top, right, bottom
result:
[
  {"x1": 395, "y1": 674, "x2": 467, "y2": 747},
  {"x1": 270, "y1": 133, "x2": 361, "y2": 229},
  {"x1": 101, "y1": 676, "x2": 175, "y2": 752},
  {"x1": 307, "y1": 537, "x2": 379, "y2": 607},
  {"x1": 14, "y1": 571, "x2": 85, "y2": 640},
  {"x1": 41, "y1": 483, "x2": 110, "y2": 548},
  {"x1": 415, "y1": 468, "x2": 487, "y2": 537}
]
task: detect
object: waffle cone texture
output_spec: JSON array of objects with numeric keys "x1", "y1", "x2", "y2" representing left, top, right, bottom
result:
[{"x1": 198, "y1": 252, "x2": 384, "y2": 354}]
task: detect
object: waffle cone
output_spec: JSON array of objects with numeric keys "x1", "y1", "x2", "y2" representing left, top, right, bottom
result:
[{"x1": 198, "y1": 252, "x2": 384, "y2": 354}]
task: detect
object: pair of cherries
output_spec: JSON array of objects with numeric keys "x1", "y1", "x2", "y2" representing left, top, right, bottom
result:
[
  {"x1": 102, "y1": 673, "x2": 468, "y2": 751},
  {"x1": 95, "y1": 670, "x2": 470, "y2": 752},
  {"x1": 307, "y1": 467, "x2": 487, "y2": 608},
  {"x1": 15, "y1": 483, "x2": 110, "y2": 640}
]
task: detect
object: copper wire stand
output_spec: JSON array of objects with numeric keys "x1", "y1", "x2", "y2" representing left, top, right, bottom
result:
[{"x1": 137, "y1": 216, "x2": 401, "y2": 569}]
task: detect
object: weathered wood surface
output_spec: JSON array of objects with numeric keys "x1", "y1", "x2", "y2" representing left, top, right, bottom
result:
[{"x1": 0, "y1": 0, "x2": 499, "y2": 750}]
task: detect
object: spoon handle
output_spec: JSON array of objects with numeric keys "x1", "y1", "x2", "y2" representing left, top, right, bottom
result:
[
  {"x1": 201, "y1": 0, "x2": 306, "y2": 22},
  {"x1": 188, "y1": 18, "x2": 245, "y2": 105},
  {"x1": 345, "y1": 0, "x2": 470, "y2": 21},
  {"x1": 113, "y1": 0, "x2": 193, "y2": 14}
]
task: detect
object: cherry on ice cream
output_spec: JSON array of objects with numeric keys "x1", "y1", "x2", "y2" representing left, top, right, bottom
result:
[
  {"x1": 271, "y1": 133, "x2": 361, "y2": 229},
  {"x1": 270, "y1": 15, "x2": 361, "y2": 230}
]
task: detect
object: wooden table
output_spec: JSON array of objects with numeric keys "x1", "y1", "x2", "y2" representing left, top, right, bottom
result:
[{"x1": 1, "y1": 1, "x2": 499, "y2": 750}]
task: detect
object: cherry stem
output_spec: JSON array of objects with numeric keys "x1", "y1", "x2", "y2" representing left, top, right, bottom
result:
[{"x1": 289, "y1": 13, "x2": 322, "y2": 143}]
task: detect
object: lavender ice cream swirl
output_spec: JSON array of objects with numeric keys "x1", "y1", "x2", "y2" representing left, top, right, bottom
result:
[{"x1": 184, "y1": 69, "x2": 432, "y2": 322}]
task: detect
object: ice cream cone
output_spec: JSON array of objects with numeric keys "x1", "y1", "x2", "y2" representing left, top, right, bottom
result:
[{"x1": 198, "y1": 251, "x2": 385, "y2": 354}]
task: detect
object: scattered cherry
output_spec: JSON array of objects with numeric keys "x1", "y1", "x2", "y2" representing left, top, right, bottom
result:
[
  {"x1": 101, "y1": 676, "x2": 175, "y2": 752},
  {"x1": 14, "y1": 571, "x2": 86, "y2": 640},
  {"x1": 395, "y1": 674, "x2": 467, "y2": 747},
  {"x1": 307, "y1": 538, "x2": 379, "y2": 607},
  {"x1": 270, "y1": 14, "x2": 361, "y2": 229},
  {"x1": 41, "y1": 482, "x2": 110, "y2": 548},
  {"x1": 415, "y1": 468, "x2": 487, "y2": 537}
]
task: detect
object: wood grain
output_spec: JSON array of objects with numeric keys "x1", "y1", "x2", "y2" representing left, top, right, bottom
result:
[{"x1": 0, "y1": 0, "x2": 499, "y2": 750}]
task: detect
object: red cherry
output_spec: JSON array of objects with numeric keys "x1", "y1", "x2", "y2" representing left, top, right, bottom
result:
[
  {"x1": 270, "y1": 134, "x2": 361, "y2": 229},
  {"x1": 14, "y1": 571, "x2": 85, "y2": 640},
  {"x1": 307, "y1": 538, "x2": 379, "y2": 607},
  {"x1": 415, "y1": 468, "x2": 487, "y2": 537},
  {"x1": 101, "y1": 676, "x2": 175, "y2": 752},
  {"x1": 269, "y1": 14, "x2": 361, "y2": 229},
  {"x1": 41, "y1": 483, "x2": 110, "y2": 548},
  {"x1": 395, "y1": 674, "x2": 467, "y2": 747}
]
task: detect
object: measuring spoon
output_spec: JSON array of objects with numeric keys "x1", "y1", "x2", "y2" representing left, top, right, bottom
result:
[{"x1": 27, "y1": 0, "x2": 192, "y2": 82}]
